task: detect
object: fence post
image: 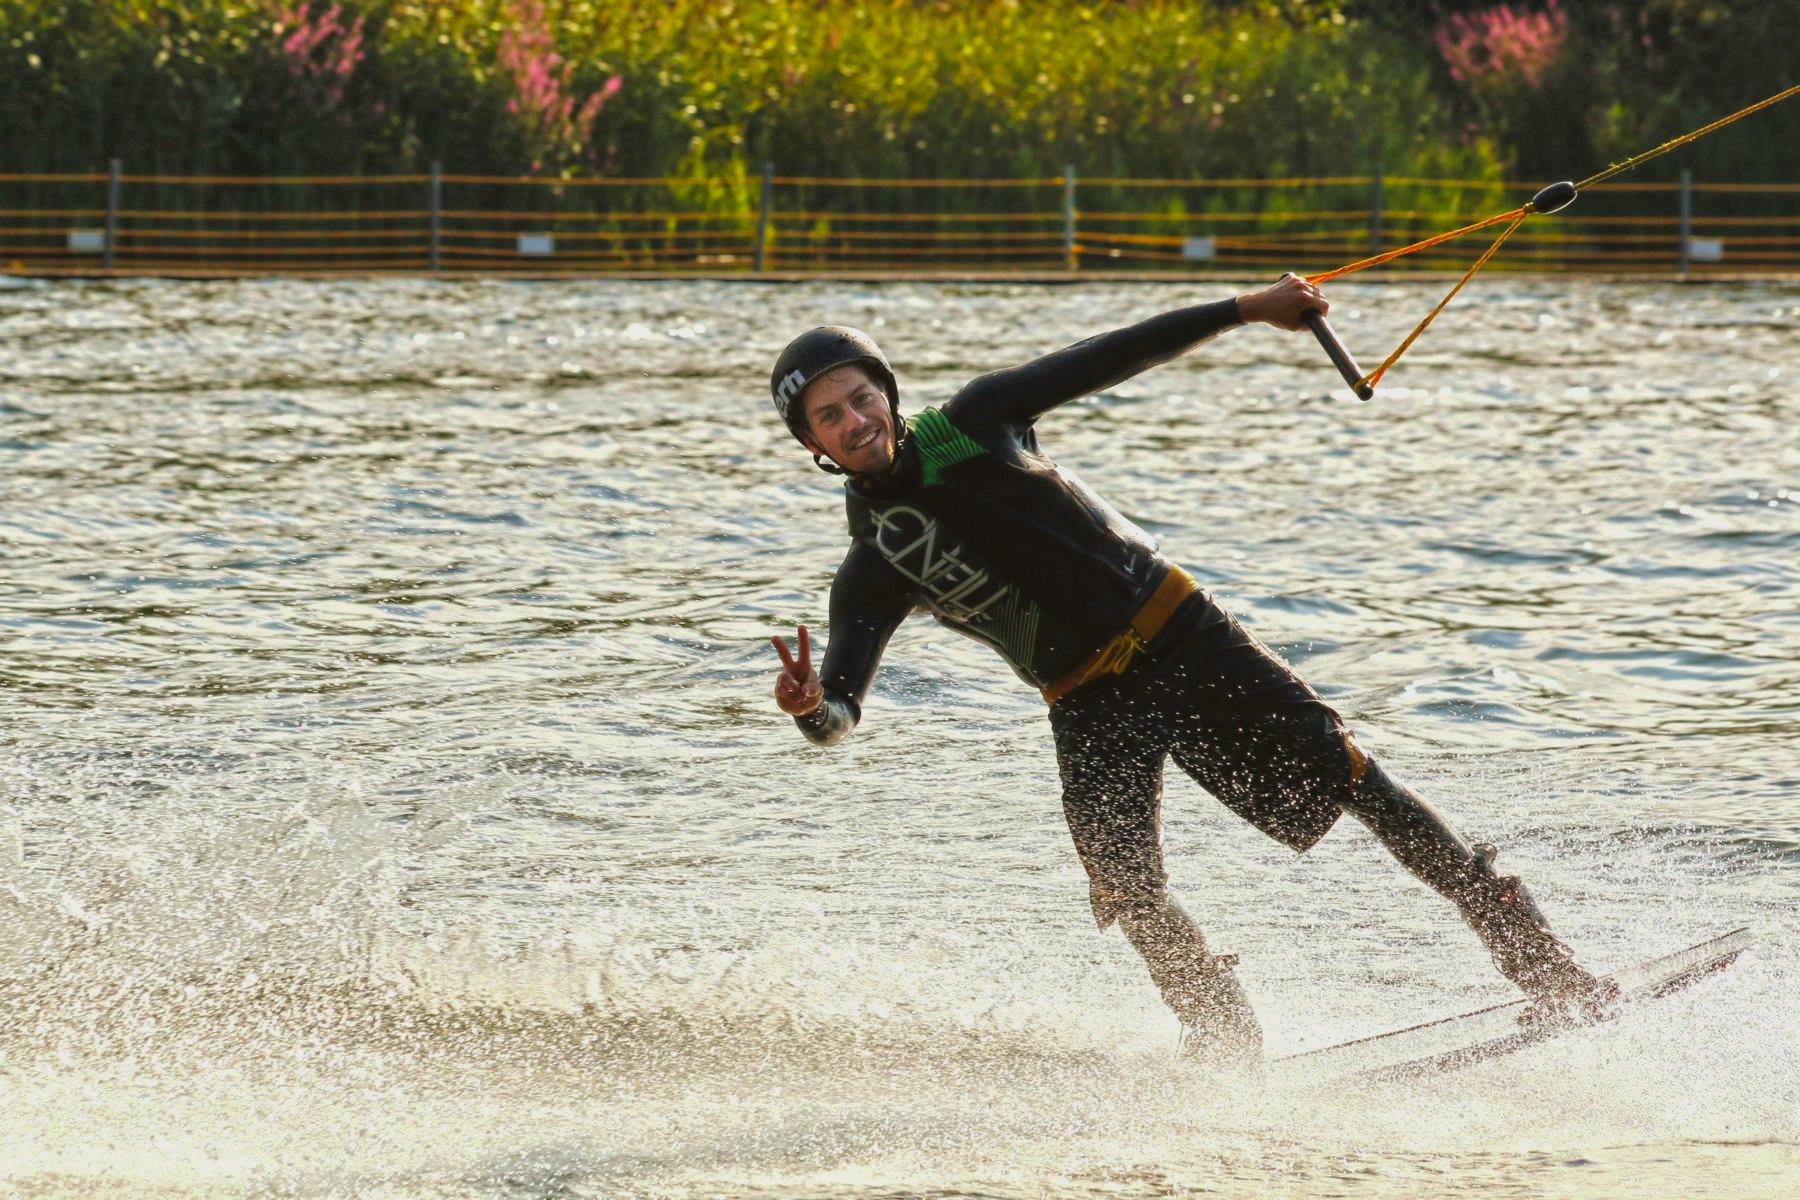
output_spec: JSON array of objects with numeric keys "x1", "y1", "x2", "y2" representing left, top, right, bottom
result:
[
  {"x1": 103, "y1": 158, "x2": 121, "y2": 272},
  {"x1": 429, "y1": 161, "x2": 442, "y2": 274},
  {"x1": 754, "y1": 160, "x2": 774, "y2": 272},
  {"x1": 1678, "y1": 168, "x2": 1692, "y2": 278},
  {"x1": 1369, "y1": 165, "x2": 1384, "y2": 257},
  {"x1": 1063, "y1": 165, "x2": 1077, "y2": 271}
]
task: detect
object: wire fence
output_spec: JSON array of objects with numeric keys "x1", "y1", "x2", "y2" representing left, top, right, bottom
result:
[{"x1": 3, "y1": 164, "x2": 1796, "y2": 278}]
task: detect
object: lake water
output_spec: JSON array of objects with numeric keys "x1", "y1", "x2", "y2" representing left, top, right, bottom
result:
[{"x1": 2, "y1": 275, "x2": 1797, "y2": 1197}]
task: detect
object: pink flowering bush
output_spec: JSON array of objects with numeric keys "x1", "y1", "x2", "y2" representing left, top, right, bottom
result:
[
  {"x1": 271, "y1": 2, "x2": 365, "y2": 110},
  {"x1": 496, "y1": 0, "x2": 623, "y2": 174},
  {"x1": 1433, "y1": 1, "x2": 1577, "y2": 173},
  {"x1": 1435, "y1": 1, "x2": 1569, "y2": 88}
]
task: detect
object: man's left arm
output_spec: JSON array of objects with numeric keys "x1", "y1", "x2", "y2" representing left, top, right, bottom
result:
[{"x1": 946, "y1": 275, "x2": 1326, "y2": 435}]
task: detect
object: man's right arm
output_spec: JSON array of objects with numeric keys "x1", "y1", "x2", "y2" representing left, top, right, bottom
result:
[{"x1": 787, "y1": 544, "x2": 914, "y2": 747}]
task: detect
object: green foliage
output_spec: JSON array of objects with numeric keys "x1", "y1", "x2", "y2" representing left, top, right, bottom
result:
[
  {"x1": 1351, "y1": 0, "x2": 1799, "y2": 182},
  {"x1": 1, "y1": 0, "x2": 1790, "y2": 198},
  {"x1": 1568, "y1": 0, "x2": 1800, "y2": 181},
  {"x1": 0, "y1": 0, "x2": 1495, "y2": 184}
]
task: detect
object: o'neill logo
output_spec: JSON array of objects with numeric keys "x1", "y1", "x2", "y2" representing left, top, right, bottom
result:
[
  {"x1": 774, "y1": 369, "x2": 807, "y2": 417},
  {"x1": 871, "y1": 505, "x2": 1014, "y2": 622}
]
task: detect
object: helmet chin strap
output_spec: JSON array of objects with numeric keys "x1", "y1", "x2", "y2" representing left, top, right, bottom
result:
[{"x1": 810, "y1": 412, "x2": 906, "y2": 479}]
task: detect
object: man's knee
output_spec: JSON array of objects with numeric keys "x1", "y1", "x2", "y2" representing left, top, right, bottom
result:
[
  {"x1": 1339, "y1": 721, "x2": 1370, "y2": 788},
  {"x1": 1081, "y1": 860, "x2": 1167, "y2": 930},
  {"x1": 1290, "y1": 705, "x2": 1369, "y2": 797},
  {"x1": 1061, "y1": 771, "x2": 1167, "y2": 929}
]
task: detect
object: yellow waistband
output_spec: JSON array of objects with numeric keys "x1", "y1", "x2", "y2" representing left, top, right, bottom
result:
[{"x1": 1039, "y1": 564, "x2": 1200, "y2": 706}]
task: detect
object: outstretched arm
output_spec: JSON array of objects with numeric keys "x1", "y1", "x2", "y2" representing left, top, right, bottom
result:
[
  {"x1": 771, "y1": 544, "x2": 914, "y2": 747},
  {"x1": 947, "y1": 275, "x2": 1327, "y2": 435}
]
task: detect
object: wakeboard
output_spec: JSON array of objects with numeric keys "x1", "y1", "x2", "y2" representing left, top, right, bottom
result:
[{"x1": 1273, "y1": 926, "x2": 1751, "y2": 1084}]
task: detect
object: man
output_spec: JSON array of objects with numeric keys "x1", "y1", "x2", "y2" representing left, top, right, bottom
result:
[{"x1": 767, "y1": 275, "x2": 1608, "y2": 1066}]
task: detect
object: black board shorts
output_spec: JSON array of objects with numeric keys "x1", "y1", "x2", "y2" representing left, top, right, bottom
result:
[{"x1": 1048, "y1": 591, "x2": 1360, "y2": 928}]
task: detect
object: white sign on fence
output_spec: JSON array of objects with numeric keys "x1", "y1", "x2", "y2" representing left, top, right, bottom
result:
[
  {"x1": 1182, "y1": 236, "x2": 1217, "y2": 260},
  {"x1": 517, "y1": 233, "x2": 555, "y2": 256},
  {"x1": 1685, "y1": 237, "x2": 1724, "y2": 262},
  {"x1": 67, "y1": 230, "x2": 107, "y2": 253}
]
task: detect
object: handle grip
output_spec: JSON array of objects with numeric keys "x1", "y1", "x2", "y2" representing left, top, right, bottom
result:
[{"x1": 1303, "y1": 309, "x2": 1374, "y2": 401}]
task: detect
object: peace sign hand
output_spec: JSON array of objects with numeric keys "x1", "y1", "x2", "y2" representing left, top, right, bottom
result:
[{"x1": 771, "y1": 624, "x2": 824, "y2": 716}]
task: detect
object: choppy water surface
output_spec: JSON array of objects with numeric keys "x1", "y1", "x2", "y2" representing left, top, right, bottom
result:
[{"x1": 2, "y1": 276, "x2": 1798, "y2": 1197}]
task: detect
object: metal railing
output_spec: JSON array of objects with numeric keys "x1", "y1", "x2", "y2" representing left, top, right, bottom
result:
[{"x1": 3, "y1": 164, "x2": 1795, "y2": 277}]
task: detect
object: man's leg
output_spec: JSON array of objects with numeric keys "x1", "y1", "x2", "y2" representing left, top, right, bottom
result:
[
  {"x1": 1337, "y1": 746, "x2": 1607, "y2": 1003},
  {"x1": 1174, "y1": 705, "x2": 1606, "y2": 1004},
  {"x1": 1050, "y1": 695, "x2": 1263, "y2": 1065}
]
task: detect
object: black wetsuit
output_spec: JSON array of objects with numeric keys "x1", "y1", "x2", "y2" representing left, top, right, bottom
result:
[
  {"x1": 790, "y1": 301, "x2": 1599, "y2": 1058},
  {"x1": 798, "y1": 301, "x2": 1268, "y2": 721}
]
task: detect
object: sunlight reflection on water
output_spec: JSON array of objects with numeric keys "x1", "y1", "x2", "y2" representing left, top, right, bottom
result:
[{"x1": 1, "y1": 276, "x2": 1796, "y2": 1196}]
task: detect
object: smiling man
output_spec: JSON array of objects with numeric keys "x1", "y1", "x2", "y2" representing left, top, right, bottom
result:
[{"x1": 767, "y1": 276, "x2": 1609, "y2": 1066}]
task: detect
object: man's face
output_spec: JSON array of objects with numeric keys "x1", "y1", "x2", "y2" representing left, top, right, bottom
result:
[{"x1": 800, "y1": 364, "x2": 897, "y2": 475}]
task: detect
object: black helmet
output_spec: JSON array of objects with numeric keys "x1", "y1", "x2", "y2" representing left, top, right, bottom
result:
[{"x1": 769, "y1": 326, "x2": 900, "y2": 446}]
